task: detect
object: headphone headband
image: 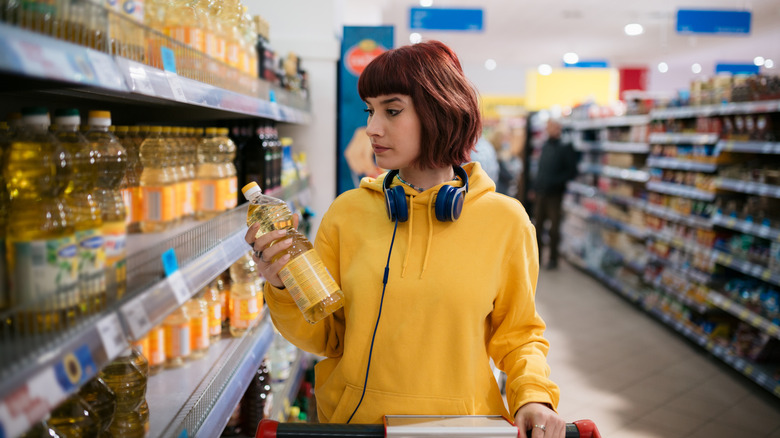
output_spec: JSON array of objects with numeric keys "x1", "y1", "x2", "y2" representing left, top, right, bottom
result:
[{"x1": 383, "y1": 165, "x2": 469, "y2": 222}]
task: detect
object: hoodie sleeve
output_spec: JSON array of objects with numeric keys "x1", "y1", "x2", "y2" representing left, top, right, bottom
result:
[
  {"x1": 487, "y1": 213, "x2": 560, "y2": 415},
  {"x1": 263, "y1": 211, "x2": 346, "y2": 358}
]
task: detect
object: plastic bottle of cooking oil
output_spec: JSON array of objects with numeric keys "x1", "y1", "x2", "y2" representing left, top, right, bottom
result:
[
  {"x1": 47, "y1": 395, "x2": 102, "y2": 437},
  {"x1": 186, "y1": 293, "x2": 210, "y2": 359},
  {"x1": 219, "y1": 127, "x2": 238, "y2": 211},
  {"x1": 216, "y1": 270, "x2": 230, "y2": 329},
  {"x1": 54, "y1": 109, "x2": 106, "y2": 316},
  {"x1": 0, "y1": 121, "x2": 12, "y2": 312},
  {"x1": 139, "y1": 126, "x2": 175, "y2": 232},
  {"x1": 184, "y1": 127, "x2": 198, "y2": 218},
  {"x1": 85, "y1": 111, "x2": 127, "y2": 301},
  {"x1": 147, "y1": 324, "x2": 166, "y2": 375},
  {"x1": 228, "y1": 252, "x2": 262, "y2": 337},
  {"x1": 196, "y1": 127, "x2": 227, "y2": 220},
  {"x1": 202, "y1": 282, "x2": 222, "y2": 343},
  {"x1": 5, "y1": 107, "x2": 78, "y2": 332},
  {"x1": 242, "y1": 182, "x2": 343, "y2": 324},
  {"x1": 163, "y1": 305, "x2": 191, "y2": 367},
  {"x1": 175, "y1": 127, "x2": 196, "y2": 221},
  {"x1": 99, "y1": 346, "x2": 148, "y2": 413},
  {"x1": 122, "y1": 125, "x2": 144, "y2": 233},
  {"x1": 78, "y1": 376, "x2": 117, "y2": 436}
]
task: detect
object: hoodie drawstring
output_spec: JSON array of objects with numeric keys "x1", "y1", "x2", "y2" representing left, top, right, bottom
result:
[
  {"x1": 401, "y1": 194, "x2": 413, "y2": 278},
  {"x1": 420, "y1": 195, "x2": 435, "y2": 278}
]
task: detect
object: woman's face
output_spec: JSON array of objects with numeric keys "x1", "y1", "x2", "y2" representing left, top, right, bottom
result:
[{"x1": 364, "y1": 94, "x2": 422, "y2": 170}]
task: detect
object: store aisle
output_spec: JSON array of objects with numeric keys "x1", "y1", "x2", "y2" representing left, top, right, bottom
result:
[{"x1": 536, "y1": 261, "x2": 780, "y2": 438}]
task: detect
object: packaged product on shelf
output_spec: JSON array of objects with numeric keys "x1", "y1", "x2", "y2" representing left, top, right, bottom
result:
[
  {"x1": 119, "y1": 125, "x2": 144, "y2": 233},
  {"x1": 219, "y1": 127, "x2": 239, "y2": 210},
  {"x1": 187, "y1": 293, "x2": 210, "y2": 359},
  {"x1": 147, "y1": 324, "x2": 166, "y2": 375},
  {"x1": 78, "y1": 376, "x2": 117, "y2": 436},
  {"x1": 5, "y1": 107, "x2": 79, "y2": 332},
  {"x1": 181, "y1": 127, "x2": 198, "y2": 220},
  {"x1": 242, "y1": 182, "x2": 344, "y2": 324},
  {"x1": 196, "y1": 127, "x2": 231, "y2": 220},
  {"x1": 100, "y1": 345, "x2": 149, "y2": 437},
  {"x1": 86, "y1": 111, "x2": 128, "y2": 300},
  {"x1": 241, "y1": 358, "x2": 272, "y2": 433},
  {"x1": 202, "y1": 282, "x2": 223, "y2": 342},
  {"x1": 139, "y1": 126, "x2": 176, "y2": 232},
  {"x1": 228, "y1": 252, "x2": 262, "y2": 337},
  {"x1": 163, "y1": 305, "x2": 192, "y2": 367},
  {"x1": 54, "y1": 109, "x2": 107, "y2": 316},
  {"x1": 46, "y1": 395, "x2": 102, "y2": 437}
]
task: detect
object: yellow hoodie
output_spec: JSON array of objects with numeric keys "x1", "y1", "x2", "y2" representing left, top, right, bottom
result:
[{"x1": 263, "y1": 162, "x2": 560, "y2": 424}]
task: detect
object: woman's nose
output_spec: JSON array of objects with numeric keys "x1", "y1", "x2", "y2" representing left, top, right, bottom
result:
[{"x1": 365, "y1": 115, "x2": 382, "y2": 137}]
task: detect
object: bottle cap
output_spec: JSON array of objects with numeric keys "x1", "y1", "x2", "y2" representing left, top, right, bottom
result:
[
  {"x1": 205, "y1": 127, "x2": 218, "y2": 135},
  {"x1": 242, "y1": 182, "x2": 261, "y2": 198},
  {"x1": 21, "y1": 107, "x2": 50, "y2": 125},
  {"x1": 88, "y1": 110, "x2": 112, "y2": 126},
  {"x1": 54, "y1": 108, "x2": 81, "y2": 126}
]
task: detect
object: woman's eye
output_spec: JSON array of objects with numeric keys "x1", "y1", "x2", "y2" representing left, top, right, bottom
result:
[
  {"x1": 387, "y1": 109, "x2": 401, "y2": 116},
  {"x1": 364, "y1": 108, "x2": 374, "y2": 116}
]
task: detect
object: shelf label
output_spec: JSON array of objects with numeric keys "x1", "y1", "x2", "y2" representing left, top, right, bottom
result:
[
  {"x1": 97, "y1": 313, "x2": 127, "y2": 360},
  {"x1": 85, "y1": 50, "x2": 124, "y2": 90},
  {"x1": 129, "y1": 64, "x2": 155, "y2": 95},
  {"x1": 121, "y1": 296, "x2": 153, "y2": 340},
  {"x1": 165, "y1": 72, "x2": 188, "y2": 103},
  {"x1": 168, "y1": 270, "x2": 190, "y2": 305}
]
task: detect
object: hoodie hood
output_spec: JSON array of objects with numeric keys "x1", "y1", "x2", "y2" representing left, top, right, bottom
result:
[{"x1": 359, "y1": 162, "x2": 495, "y2": 278}]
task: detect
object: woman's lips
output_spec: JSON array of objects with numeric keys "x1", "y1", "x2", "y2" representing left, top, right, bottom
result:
[{"x1": 372, "y1": 144, "x2": 389, "y2": 153}]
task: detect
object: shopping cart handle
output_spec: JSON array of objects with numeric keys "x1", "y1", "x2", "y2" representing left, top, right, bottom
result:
[{"x1": 257, "y1": 419, "x2": 601, "y2": 438}]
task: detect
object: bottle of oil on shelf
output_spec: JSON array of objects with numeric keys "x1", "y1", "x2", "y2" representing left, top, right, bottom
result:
[
  {"x1": 163, "y1": 305, "x2": 192, "y2": 367},
  {"x1": 196, "y1": 127, "x2": 228, "y2": 220},
  {"x1": 47, "y1": 395, "x2": 102, "y2": 437},
  {"x1": 78, "y1": 376, "x2": 117, "y2": 436},
  {"x1": 203, "y1": 282, "x2": 223, "y2": 343},
  {"x1": 219, "y1": 127, "x2": 238, "y2": 211},
  {"x1": 139, "y1": 126, "x2": 176, "y2": 232},
  {"x1": 242, "y1": 182, "x2": 343, "y2": 324},
  {"x1": 216, "y1": 270, "x2": 230, "y2": 329},
  {"x1": 181, "y1": 127, "x2": 197, "y2": 220},
  {"x1": 0, "y1": 121, "x2": 11, "y2": 312},
  {"x1": 187, "y1": 293, "x2": 210, "y2": 359},
  {"x1": 118, "y1": 125, "x2": 143, "y2": 234},
  {"x1": 228, "y1": 252, "x2": 262, "y2": 337},
  {"x1": 100, "y1": 345, "x2": 148, "y2": 438},
  {"x1": 166, "y1": 127, "x2": 184, "y2": 226},
  {"x1": 54, "y1": 109, "x2": 106, "y2": 316},
  {"x1": 5, "y1": 107, "x2": 78, "y2": 332},
  {"x1": 147, "y1": 324, "x2": 166, "y2": 375},
  {"x1": 85, "y1": 111, "x2": 128, "y2": 301}
]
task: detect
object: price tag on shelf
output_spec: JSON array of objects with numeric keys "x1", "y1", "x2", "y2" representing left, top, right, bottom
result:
[
  {"x1": 168, "y1": 270, "x2": 190, "y2": 305},
  {"x1": 129, "y1": 64, "x2": 156, "y2": 96},
  {"x1": 121, "y1": 296, "x2": 153, "y2": 340},
  {"x1": 165, "y1": 72, "x2": 188, "y2": 103},
  {"x1": 97, "y1": 313, "x2": 127, "y2": 360},
  {"x1": 85, "y1": 50, "x2": 124, "y2": 90}
]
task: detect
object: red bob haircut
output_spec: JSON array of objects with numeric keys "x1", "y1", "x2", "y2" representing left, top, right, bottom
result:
[{"x1": 358, "y1": 40, "x2": 482, "y2": 170}]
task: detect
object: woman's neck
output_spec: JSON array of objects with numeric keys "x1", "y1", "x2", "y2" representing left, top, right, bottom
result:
[{"x1": 398, "y1": 166, "x2": 456, "y2": 192}]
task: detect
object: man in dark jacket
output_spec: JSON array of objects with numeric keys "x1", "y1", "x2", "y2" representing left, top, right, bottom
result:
[{"x1": 533, "y1": 119, "x2": 578, "y2": 270}]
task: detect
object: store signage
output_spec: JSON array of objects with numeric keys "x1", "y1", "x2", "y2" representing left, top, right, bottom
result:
[
  {"x1": 715, "y1": 63, "x2": 760, "y2": 75},
  {"x1": 564, "y1": 60, "x2": 609, "y2": 68},
  {"x1": 409, "y1": 7, "x2": 483, "y2": 32},
  {"x1": 676, "y1": 9, "x2": 751, "y2": 35}
]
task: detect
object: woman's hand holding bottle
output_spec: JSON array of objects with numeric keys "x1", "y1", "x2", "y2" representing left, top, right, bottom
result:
[{"x1": 244, "y1": 213, "x2": 298, "y2": 289}]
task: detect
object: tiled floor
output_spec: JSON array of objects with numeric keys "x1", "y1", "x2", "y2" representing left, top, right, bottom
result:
[{"x1": 536, "y1": 261, "x2": 780, "y2": 438}]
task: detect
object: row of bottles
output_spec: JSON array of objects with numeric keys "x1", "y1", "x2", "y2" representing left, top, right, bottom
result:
[{"x1": 232, "y1": 123, "x2": 284, "y2": 194}]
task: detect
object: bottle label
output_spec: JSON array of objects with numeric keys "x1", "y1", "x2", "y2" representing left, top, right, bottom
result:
[
  {"x1": 7, "y1": 235, "x2": 79, "y2": 308},
  {"x1": 132, "y1": 186, "x2": 144, "y2": 223},
  {"x1": 167, "y1": 26, "x2": 204, "y2": 52},
  {"x1": 182, "y1": 180, "x2": 195, "y2": 216},
  {"x1": 121, "y1": 187, "x2": 133, "y2": 226},
  {"x1": 226, "y1": 42, "x2": 240, "y2": 68},
  {"x1": 214, "y1": 37, "x2": 226, "y2": 63},
  {"x1": 230, "y1": 295, "x2": 259, "y2": 329},
  {"x1": 174, "y1": 181, "x2": 185, "y2": 220},
  {"x1": 148, "y1": 327, "x2": 166, "y2": 366},
  {"x1": 103, "y1": 220, "x2": 127, "y2": 299},
  {"x1": 204, "y1": 32, "x2": 217, "y2": 59},
  {"x1": 76, "y1": 228, "x2": 106, "y2": 295},
  {"x1": 191, "y1": 314, "x2": 209, "y2": 350},
  {"x1": 209, "y1": 302, "x2": 222, "y2": 335},
  {"x1": 198, "y1": 179, "x2": 230, "y2": 212},
  {"x1": 165, "y1": 322, "x2": 191, "y2": 359},
  {"x1": 279, "y1": 249, "x2": 340, "y2": 313},
  {"x1": 225, "y1": 177, "x2": 237, "y2": 210},
  {"x1": 142, "y1": 185, "x2": 175, "y2": 222}
]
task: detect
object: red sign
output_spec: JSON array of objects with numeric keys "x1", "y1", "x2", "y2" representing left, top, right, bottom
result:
[{"x1": 345, "y1": 39, "x2": 386, "y2": 77}]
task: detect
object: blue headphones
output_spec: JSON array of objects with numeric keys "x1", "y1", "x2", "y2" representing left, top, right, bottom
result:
[{"x1": 383, "y1": 165, "x2": 469, "y2": 223}]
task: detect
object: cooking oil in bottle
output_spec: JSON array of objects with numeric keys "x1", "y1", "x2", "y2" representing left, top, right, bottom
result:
[
  {"x1": 5, "y1": 107, "x2": 78, "y2": 332},
  {"x1": 219, "y1": 127, "x2": 238, "y2": 211},
  {"x1": 139, "y1": 126, "x2": 176, "y2": 232},
  {"x1": 47, "y1": 395, "x2": 102, "y2": 437},
  {"x1": 196, "y1": 127, "x2": 228, "y2": 220},
  {"x1": 78, "y1": 376, "x2": 117, "y2": 436},
  {"x1": 54, "y1": 109, "x2": 106, "y2": 316},
  {"x1": 147, "y1": 324, "x2": 166, "y2": 375},
  {"x1": 203, "y1": 281, "x2": 222, "y2": 343},
  {"x1": 99, "y1": 346, "x2": 148, "y2": 414},
  {"x1": 186, "y1": 293, "x2": 210, "y2": 359},
  {"x1": 163, "y1": 305, "x2": 191, "y2": 367},
  {"x1": 165, "y1": 127, "x2": 184, "y2": 226},
  {"x1": 216, "y1": 270, "x2": 230, "y2": 329},
  {"x1": 242, "y1": 182, "x2": 343, "y2": 324},
  {"x1": 0, "y1": 122, "x2": 10, "y2": 312},
  {"x1": 85, "y1": 111, "x2": 127, "y2": 301},
  {"x1": 228, "y1": 252, "x2": 261, "y2": 337}
]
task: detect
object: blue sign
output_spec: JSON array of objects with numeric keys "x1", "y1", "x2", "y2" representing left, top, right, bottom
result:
[
  {"x1": 715, "y1": 63, "x2": 760, "y2": 75},
  {"x1": 410, "y1": 7, "x2": 483, "y2": 32},
  {"x1": 676, "y1": 9, "x2": 751, "y2": 35},
  {"x1": 564, "y1": 60, "x2": 609, "y2": 68}
]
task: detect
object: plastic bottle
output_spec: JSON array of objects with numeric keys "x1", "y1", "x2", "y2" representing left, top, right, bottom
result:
[
  {"x1": 216, "y1": 270, "x2": 230, "y2": 329},
  {"x1": 196, "y1": 127, "x2": 228, "y2": 220},
  {"x1": 139, "y1": 126, "x2": 176, "y2": 232},
  {"x1": 0, "y1": 122, "x2": 9, "y2": 312},
  {"x1": 85, "y1": 111, "x2": 128, "y2": 301},
  {"x1": 147, "y1": 324, "x2": 166, "y2": 375},
  {"x1": 54, "y1": 109, "x2": 106, "y2": 316},
  {"x1": 177, "y1": 127, "x2": 196, "y2": 220},
  {"x1": 242, "y1": 182, "x2": 343, "y2": 324},
  {"x1": 99, "y1": 347, "x2": 148, "y2": 413},
  {"x1": 219, "y1": 127, "x2": 238, "y2": 211},
  {"x1": 78, "y1": 376, "x2": 117, "y2": 436},
  {"x1": 203, "y1": 281, "x2": 223, "y2": 343},
  {"x1": 47, "y1": 395, "x2": 102, "y2": 437},
  {"x1": 207, "y1": 0, "x2": 227, "y2": 64},
  {"x1": 167, "y1": 127, "x2": 184, "y2": 225},
  {"x1": 163, "y1": 305, "x2": 191, "y2": 367},
  {"x1": 186, "y1": 294, "x2": 210, "y2": 359},
  {"x1": 241, "y1": 358, "x2": 272, "y2": 433},
  {"x1": 228, "y1": 252, "x2": 262, "y2": 337},
  {"x1": 118, "y1": 125, "x2": 143, "y2": 233},
  {"x1": 5, "y1": 107, "x2": 78, "y2": 332}
]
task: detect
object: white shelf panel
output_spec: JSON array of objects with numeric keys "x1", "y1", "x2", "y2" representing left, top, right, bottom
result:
[
  {"x1": 650, "y1": 100, "x2": 780, "y2": 119},
  {"x1": 716, "y1": 140, "x2": 780, "y2": 155},
  {"x1": 646, "y1": 157, "x2": 718, "y2": 173},
  {"x1": 646, "y1": 181, "x2": 716, "y2": 201},
  {"x1": 648, "y1": 132, "x2": 719, "y2": 145}
]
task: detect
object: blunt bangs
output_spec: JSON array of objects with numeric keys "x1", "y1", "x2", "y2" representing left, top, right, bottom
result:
[{"x1": 358, "y1": 50, "x2": 412, "y2": 100}]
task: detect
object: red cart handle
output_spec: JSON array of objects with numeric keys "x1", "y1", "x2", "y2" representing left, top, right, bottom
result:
[{"x1": 257, "y1": 418, "x2": 601, "y2": 438}]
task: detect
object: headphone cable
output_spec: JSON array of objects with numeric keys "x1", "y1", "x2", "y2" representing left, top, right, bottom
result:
[{"x1": 346, "y1": 217, "x2": 399, "y2": 423}]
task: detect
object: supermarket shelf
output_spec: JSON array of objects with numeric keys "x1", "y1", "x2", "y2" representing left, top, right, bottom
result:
[
  {"x1": 646, "y1": 181, "x2": 716, "y2": 201},
  {"x1": 0, "y1": 23, "x2": 311, "y2": 124},
  {"x1": 715, "y1": 140, "x2": 780, "y2": 155},
  {"x1": 147, "y1": 312, "x2": 274, "y2": 438},
  {"x1": 591, "y1": 214, "x2": 648, "y2": 240},
  {"x1": 650, "y1": 100, "x2": 780, "y2": 119},
  {"x1": 569, "y1": 114, "x2": 650, "y2": 130},
  {"x1": 646, "y1": 157, "x2": 718, "y2": 173},
  {"x1": 651, "y1": 231, "x2": 715, "y2": 261},
  {"x1": 643, "y1": 203, "x2": 712, "y2": 229},
  {"x1": 600, "y1": 141, "x2": 650, "y2": 153},
  {"x1": 712, "y1": 250, "x2": 780, "y2": 288},
  {"x1": 566, "y1": 181, "x2": 598, "y2": 198},
  {"x1": 711, "y1": 212, "x2": 780, "y2": 241},
  {"x1": 605, "y1": 246, "x2": 647, "y2": 275},
  {"x1": 600, "y1": 165, "x2": 650, "y2": 182},
  {"x1": 573, "y1": 139, "x2": 602, "y2": 152},
  {"x1": 648, "y1": 132, "x2": 720, "y2": 145},
  {"x1": 707, "y1": 292, "x2": 780, "y2": 341},
  {"x1": 269, "y1": 350, "x2": 310, "y2": 423},
  {"x1": 647, "y1": 253, "x2": 712, "y2": 286},
  {"x1": 716, "y1": 177, "x2": 780, "y2": 199},
  {"x1": 652, "y1": 277, "x2": 710, "y2": 315}
]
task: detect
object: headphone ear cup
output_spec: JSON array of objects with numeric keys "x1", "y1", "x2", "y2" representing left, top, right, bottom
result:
[
  {"x1": 435, "y1": 186, "x2": 456, "y2": 222},
  {"x1": 385, "y1": 185, "x2": 409, "y2": 222}
]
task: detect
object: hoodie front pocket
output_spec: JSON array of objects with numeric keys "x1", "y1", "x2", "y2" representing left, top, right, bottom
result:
[{"x1": 330, "y1": 383, "x2": 470, "y2": 424}]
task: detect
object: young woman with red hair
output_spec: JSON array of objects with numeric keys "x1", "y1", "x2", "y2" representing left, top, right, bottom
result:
[{"x1": 247, "y1": 40, "x2": 564, "y2": 438}]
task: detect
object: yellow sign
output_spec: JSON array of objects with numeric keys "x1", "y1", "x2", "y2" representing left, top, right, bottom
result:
[
  {"x1": 480, "y1": 95, "x2": 526, "y2": 120},
  {"x1": 525, "y1": 68, "x2": 619, "y2": 111}
]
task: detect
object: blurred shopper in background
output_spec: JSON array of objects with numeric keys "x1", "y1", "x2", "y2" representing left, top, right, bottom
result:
[{"x1": 469, "y1": 134, "x2": 500, "y2": 183}]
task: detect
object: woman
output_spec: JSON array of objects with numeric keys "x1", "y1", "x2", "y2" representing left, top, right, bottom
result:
[{"x1": 246, "y1": 40, "x2": 564, "y2": 438}]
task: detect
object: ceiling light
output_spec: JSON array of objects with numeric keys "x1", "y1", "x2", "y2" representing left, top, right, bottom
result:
[
  {"x1": 410, "y1": 33, "x2": 422, "y2": 44},
  {"x1": 658, "y1": 62, "x2": 669, "y2": 73},
  {"x1": 538, "y1": 64, "x2": 553, "y2": 75},
  {"x1": 563, "y1": 52, "x2": 579, "y2": 65},
  {"x1": 765, "y1": 59, "x2": 775, "y2": 68},
  {"x1": 420, "y1": 0, "x2": 433, "y2": 6},
  {"x1": 692, "y1": 63, "x2": 702, "y2": 74},
  {"x1": 485, "y1": 59, "x2": 497, "y2": 71},
  {"x1": 754, "y1": 56, "x2": 765, "y2": 66},
  {"x1": 624, "y1": 23, "x2": 643, "y2": 36}
]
